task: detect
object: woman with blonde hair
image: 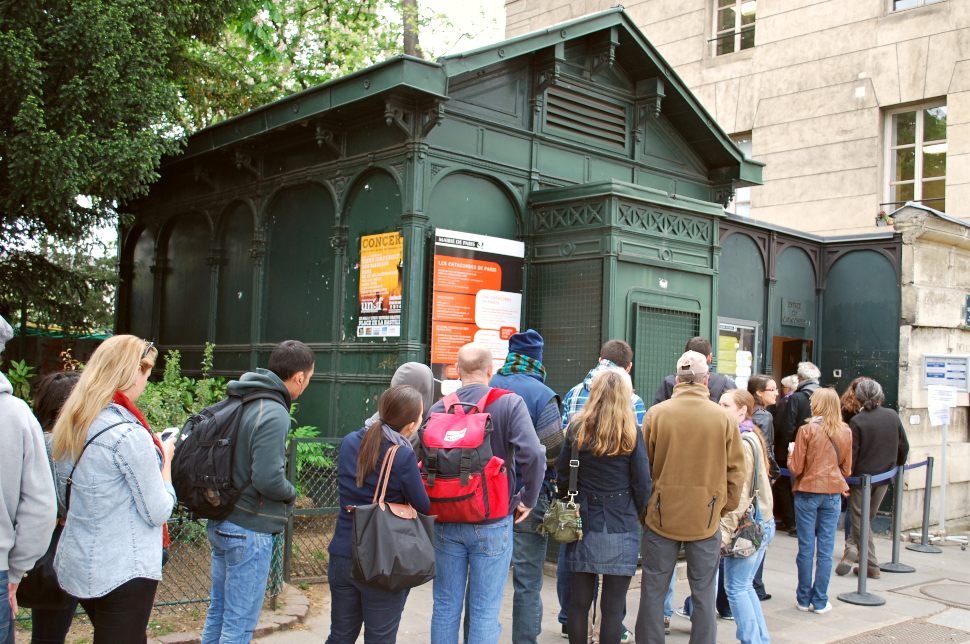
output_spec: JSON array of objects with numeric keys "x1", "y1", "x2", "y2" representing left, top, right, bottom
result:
[
  {"x1": 52, "y1": 335, "x2": 176, "y2": 641},
  {"x1": 557, "y1": 367, "x2": 651, "y2": 644},
  {"x1": 719, "y1": 389, "x2": 774, "y2": 643},
  {"x1": 787, "y1": 388, "x2": 852, "y2": 615}
]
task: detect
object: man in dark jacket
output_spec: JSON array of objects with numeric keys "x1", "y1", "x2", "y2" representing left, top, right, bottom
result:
[
  {"x1": 428, "y1": 342, "x2": 544, "y2": 644},
  {"x1": 837, "y1": 378, "x2": 909, "y2": 579},
  {"x1": 202, "y1": 340, "x2": 314, "y2": 643},
  {"x1": 489, "y1": 329, "x2": 562, "y2": 644},
  {"x1": 775, "y1": 362, "x2": 820, "y2": 534},
  {"x1": 653, "y1": 336, "x2": 736, "y2": 406}
]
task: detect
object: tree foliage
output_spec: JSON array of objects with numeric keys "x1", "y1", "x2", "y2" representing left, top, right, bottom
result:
[{"x1": 0, "y1": 0, "x2": 240, "y2": 332}]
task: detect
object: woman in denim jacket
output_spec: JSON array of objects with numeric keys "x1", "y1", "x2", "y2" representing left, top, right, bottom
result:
[
  {"x1": 51, "y1": 336, "x2": 176, "y2": 641},
  {"x1": 556, "y1": 367, "x2": 651, "y2": 644}
]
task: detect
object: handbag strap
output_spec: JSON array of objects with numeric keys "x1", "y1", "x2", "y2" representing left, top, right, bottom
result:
[
  {"x1": 65, "y1": 421, "x2": 126, "y2": 514},
  {"x1": 566, "y1": 440, "x2": 580, "y2": 503},
  {"x1": 741, "y1": 432, "x2": 761, "y2": 508},
  {"x1": 372, "y1": 444, "x2": 401, "y2": 505},
  {"x1": 826, "y1": 434, "x2": 841, "y2": 465}
]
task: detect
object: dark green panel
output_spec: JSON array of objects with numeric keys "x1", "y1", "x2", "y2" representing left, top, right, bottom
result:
[
  {"x1": 345, "y1": 126, "x2": 405, "y2": 157},
  {"x1": 483, "y1": 130, "x2": 532, "y2": 169},
  {"x1": 331, "y1": 380, "x2": 390, "y2": 438},
  {"x1": 428, "y1": 173, "x2": 519, "y2": 239},
  {"x1": 634, "y1": 304, "x2": 699, "y2": 406},
  {"x1": 128, "y1": 228, "x2": 154, "y2": 338},
  {"x1": 343, "y1": 171, "x2": 403, "y2": 341},
  {"x1": 771, "y1": 247, "x2": 817, "y2": 345},
  {"x1": 719, "y1": 233, "x2": 765, "y2": 322},
  {"x1": 449, "y1": 64, "x2": 529, "y2": 127},
  {"x1": 216, "y1": 204, "x2": 254, "y2": 344},
  {"x1": 526, "y1": 259, "x2": 603, "y2": 397},
  {"x1": 536, "y1": 145, "x2": 585, "y2": 183},
  {"x1": 161, "y1": 216, "x2": 210, "y2": 345},
  {"x1": 821, "y1": 251, "x2": 900, "y2": 407},
  {"x1": 426, "y1": 118, "x2": 479, "y2": 157},
  {"x1": 264, "y1": 184, "x2": 336, "y2": 342}
]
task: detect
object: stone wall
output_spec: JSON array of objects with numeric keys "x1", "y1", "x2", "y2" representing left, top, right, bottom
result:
[{"x1": 505, "y1": 0, "x2": 970, "y2": 235}]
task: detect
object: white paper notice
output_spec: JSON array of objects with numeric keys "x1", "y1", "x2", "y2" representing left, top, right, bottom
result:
[{"x1": 927, "y1": 386, "x2": 957, "y2": 427}]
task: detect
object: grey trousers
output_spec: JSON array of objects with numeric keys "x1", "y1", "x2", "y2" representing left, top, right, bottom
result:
[
  {"x1": 635, "y1": 527, "x2": 721, "y2": 644},
  {"x1": 844, "y1": 484, "x2": 888, "y2": 567}
]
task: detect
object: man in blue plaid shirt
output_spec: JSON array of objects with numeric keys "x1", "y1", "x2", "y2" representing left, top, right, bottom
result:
[{"x1": 556, "y1": 338, "x2": 645, "y2": 641}]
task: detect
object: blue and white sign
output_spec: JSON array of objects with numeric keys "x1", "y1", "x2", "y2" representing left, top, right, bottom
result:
[{"x1": 923, "y1": 354, "x2": 969, "y2": 392}]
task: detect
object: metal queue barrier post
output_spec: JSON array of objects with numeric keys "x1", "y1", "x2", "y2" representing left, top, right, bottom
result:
[
  {"x1": 906, "y1": 456, "x2": 943, "y2": 554},
  {"x1": 838, "y1": 474, "x2": 886, "y2": 606},
  {"x1": 880, "y1": 465, "x2": 915, "y2": 573}
]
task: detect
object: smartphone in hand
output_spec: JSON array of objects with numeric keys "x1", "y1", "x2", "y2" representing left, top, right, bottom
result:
[{"x1": 159, "y1": 427, "x2": 179, "y2": 442}]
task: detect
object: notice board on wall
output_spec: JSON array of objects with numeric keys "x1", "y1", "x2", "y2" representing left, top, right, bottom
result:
[
  {"x1": 356, "y1": 231, "x2": 403, "y2": 338},
  {"x1": 430, "y1": 228, "x2": 524, "y2": 395}
]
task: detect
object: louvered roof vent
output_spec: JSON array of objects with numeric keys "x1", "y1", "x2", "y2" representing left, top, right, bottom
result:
[{"x1": 545, "y1": 85, "x2": 628, "y2": 151}]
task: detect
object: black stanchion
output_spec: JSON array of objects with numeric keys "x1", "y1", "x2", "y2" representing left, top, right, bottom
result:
[
  {"x1": 838, "y1": 474, "x2": 885, "y2": 606},
  {"x1": 906, "y1": 456, "x2": 942, "y2": 554},
  {"x1": 880, "y1": 466, "x2": 915, "y2": 573}
]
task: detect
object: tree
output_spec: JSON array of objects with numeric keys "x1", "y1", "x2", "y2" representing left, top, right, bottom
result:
[{"x1": 0, "y1": 0, "x2": 241, "y2": 332}]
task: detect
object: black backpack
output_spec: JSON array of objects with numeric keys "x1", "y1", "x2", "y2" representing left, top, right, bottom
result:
[{"x1": 172, "y1": 390, "x2": 286, "y2": 519}]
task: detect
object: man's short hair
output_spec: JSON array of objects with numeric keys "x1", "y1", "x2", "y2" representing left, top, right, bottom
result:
[
  {"x1": 457, "y1": 343, "x2": 492, "y2": 375},
  {"x1": 796, "y1": 361, "x2": 820, "y2": 382},
  {"x1": 684, "y1": 336, "x2": 712, "y2": 357},
  {"x1": 268, "y1": 340, "x2": 315, "y2": 381},
  {"x1": 676, "y1": 350, "x2": 709, "y2": 384},
  {"x1": 599, "y1": 339, "x2": 634, "y2": 369}
]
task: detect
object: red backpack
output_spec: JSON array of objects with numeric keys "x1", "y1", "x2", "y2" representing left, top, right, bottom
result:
[{"x1": 419, "y1": 388, "x2": 511, "y2": 523}]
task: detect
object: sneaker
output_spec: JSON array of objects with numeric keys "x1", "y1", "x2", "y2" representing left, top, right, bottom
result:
[
  {"x1": 835, "y1": 556, "x2": 851, "y2": 576},
  {"x1": 758, "y1": 593, "x2": 772, "y2": 601},
  {"x1": 561, "y1": 624, "x2": 568, "y2": 639},
  {"x1": 619, "y1": 629, "x2": 633, "y2": 643},
  {"x1": 674, "y1": 607, "x2": 691, "y2": 622},
  {"x1": 718, "y1": 612, "x2": 735, "y2": 621},
  {"x1": 813, "y1": 602, "x2": 833, "y2": 614},
  {"x1": 795, "y1": 603, "x2": 812, "y2": 612},
  {"x1": 664, "y1": 617, "x2": 671, "y2": 635}
]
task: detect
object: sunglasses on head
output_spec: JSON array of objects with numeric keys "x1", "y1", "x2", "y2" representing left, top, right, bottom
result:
[{"x1": 141, "y1": 340, "x2": 155, "y2": 360}]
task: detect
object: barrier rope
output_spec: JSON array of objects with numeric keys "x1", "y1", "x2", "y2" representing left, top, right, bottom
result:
[{"x1": 778, "y1": 459, "x2": 928, "y2": 485}]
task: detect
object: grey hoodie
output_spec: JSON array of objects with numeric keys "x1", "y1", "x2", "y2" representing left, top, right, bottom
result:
[
  {"x1": 0, "y1": 372, "x2": 57, "y2": 583},
  {"x1": 364, "y1": 362, "x2": 435, "y2": 448}
]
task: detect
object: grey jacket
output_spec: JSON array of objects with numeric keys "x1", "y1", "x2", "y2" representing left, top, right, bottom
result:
[
  {"x1": 0, "y1": 372, "x2": 57, "y2": 583},
  {"x1": 54, "y1": 403, "x2": 176, "y2": 598}
]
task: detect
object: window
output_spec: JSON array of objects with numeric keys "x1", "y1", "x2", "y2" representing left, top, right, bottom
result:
[
  {"x1": 726, "y1": 134, "x2": 752, "y2": 216},
  {"x1": 892, "y1": 0, "x2": 944, "y2": 10},
  {"x1": 887, "y1": 103, "x2": 947, "y2": 212},
  {"x1": 713, "y1": 0, "x2": 756, "y2": 56}
]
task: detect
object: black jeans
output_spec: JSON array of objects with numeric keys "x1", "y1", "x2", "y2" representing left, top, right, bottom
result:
[
  {"x1": 325, "y1": 554, "x2": 408, "y2": 643},
  {"x1": 77, "y1": 577, "x2": 158, "y2": 644},
  {"x1": 568, "y1": 573, "x2": 631, "y2": 644},
  {"x1": 31, "y1": 599, "x2": 79, "y2": 643}
]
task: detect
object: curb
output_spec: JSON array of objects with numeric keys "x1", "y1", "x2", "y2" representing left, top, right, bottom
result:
[{"x1": 148, "y1": 584, "x2": 310, "y2": 644}]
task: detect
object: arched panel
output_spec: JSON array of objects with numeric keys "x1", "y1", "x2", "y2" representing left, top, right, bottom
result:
[
  {"x1": 216, "y1": 203, "x2": 254, "y2": 344},
  {"x1": 428, "y1": 172, "x2": 520, "y2": 239},
  {"x1": 126, "y1": 227, "x2": 155, "y2": 338},
  {"x1": 160, "y1": 214, "x2": 211, "y2": 345},
  {"x1": 772, "y1": 247, "x2": 816, "y2": 342},
  {"x1": 264, "y1": 184, "x2": 336, "y2": 342},
  {"x1": 822, "y1": 251, "x2": 901, "y2": 407},
  {"x1": 719, "y1": 233, "x2": 766, "y2": 322},
  {"x1": 342, "y1": 170, "x2": 403, "y2": 342}
]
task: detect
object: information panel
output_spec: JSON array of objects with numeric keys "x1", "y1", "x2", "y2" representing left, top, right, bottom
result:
[
  {"x1": 430, "y1": 229, "x2": 524, "y2": 395},
  {"x1": 356, "y1": 232, "x2": 403, "y2": 338},
  {"x1": 923, "y1": 354, "x2": 970, "y2": 392}
]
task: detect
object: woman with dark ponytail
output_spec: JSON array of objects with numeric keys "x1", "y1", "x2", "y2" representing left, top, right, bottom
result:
[{"x1": 326, "y1": 385, "x2": 430, "y2": 643}]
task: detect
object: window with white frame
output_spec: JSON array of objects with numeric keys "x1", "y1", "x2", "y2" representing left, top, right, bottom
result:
[
  {"x1": 887, "y1": 103, "x2": 947, "y2": 212},
  {"x1": 727, "y1": 134, "x2": 752, "y2": 216},
  {"x1": 892, "y1": 0, "x2": 944, "y2": 11},
  {"x1": 713, "y1": 0, "x2": 756, "y2": 56}
]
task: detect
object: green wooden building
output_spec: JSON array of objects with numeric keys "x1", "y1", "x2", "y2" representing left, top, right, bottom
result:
[{"x1": 120, "y1": 9, "x2": 901, "y2": 434}]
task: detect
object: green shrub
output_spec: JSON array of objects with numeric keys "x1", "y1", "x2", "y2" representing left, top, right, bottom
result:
[
  {"x1": 3, "y1": 359, "x2": 36, "y2": 403},
  {"x1": 139, "y1": 342, "x2": 227, "y2": 429}
]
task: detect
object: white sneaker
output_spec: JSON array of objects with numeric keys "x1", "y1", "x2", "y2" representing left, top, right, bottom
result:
[
  {"x1": 795, "y1": 603, "x2": 812, "y2": 612},
  {"x1": 813, "y1": 602, "x2": 833, "y2": 614}
]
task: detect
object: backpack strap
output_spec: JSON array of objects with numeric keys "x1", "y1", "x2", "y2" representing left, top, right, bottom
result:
[
  {"x1": 65, "y1": 421, "x2": 127, "y2": 514},
  {"x1": 442, "y1": 392, "x2": 463, "y2": 415}
]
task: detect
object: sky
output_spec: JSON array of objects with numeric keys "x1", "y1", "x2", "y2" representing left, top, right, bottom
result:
[{"x1": 420, "y1": 0, "x2": 506, "y2": 57}]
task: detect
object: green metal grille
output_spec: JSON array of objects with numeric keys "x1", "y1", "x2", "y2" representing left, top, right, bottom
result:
[
  {"x1": 284, "y1": 437, "x2": 342, "y2": 583},
  {"x1": 634, "y1": 305, "x2": 699, "y2": 402}
]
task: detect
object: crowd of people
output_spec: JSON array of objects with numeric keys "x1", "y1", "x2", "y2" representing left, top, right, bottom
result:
[{"x1": 0, "y1": 312, "x2": 912, "y2": 644}]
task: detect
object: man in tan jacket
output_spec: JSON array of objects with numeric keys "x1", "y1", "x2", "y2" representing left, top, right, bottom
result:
[{"x1": 635, "y1": 350, "x2": 745, "y2": 644}]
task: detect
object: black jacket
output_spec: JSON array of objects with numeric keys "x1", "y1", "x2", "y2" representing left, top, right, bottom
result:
[
  {"x1": 781, "y1": 379, "x2": 819, "y2": 445},
  {"x1": 652, "y1": 372, "x2": 736, "y2": 406},
  {"x1": 849, "y1": 406, "x2": 910, "y2": 485}
]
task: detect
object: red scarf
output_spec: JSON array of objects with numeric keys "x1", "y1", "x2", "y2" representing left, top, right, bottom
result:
[{"x1": 112, "y1": 391, "x2": 171, "y2": 548}]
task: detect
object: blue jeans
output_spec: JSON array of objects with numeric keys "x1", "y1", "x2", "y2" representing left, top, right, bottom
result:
[
  {"x1": 325, "y1": 554, "x2": 407, "y2": 643},
  {"x1": 202, "y1": 520, "x2": 274, "y2": 644},
  {"x1": 724, "y1": 521, "x2": 775, "y2": 644},
  {"x1": 794, "y1": 492, "x2": 841, "y2": 609},
  {"x1": 0, "y1": 571, "x2": 12, "y2": 644},
  {"x1": 512, "y1": 488, "x2": 550, "y2": 644},
  {"x1": 431, "y1": 515, "x2": 513, "y2": 644},
  {"x1": 664, "y1": 570, "x2": 676, "y2": 617}
]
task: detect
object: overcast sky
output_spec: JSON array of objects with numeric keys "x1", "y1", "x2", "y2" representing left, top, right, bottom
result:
[{"x1": 421, "y1": 0, "x2": 505, "y2": 57}]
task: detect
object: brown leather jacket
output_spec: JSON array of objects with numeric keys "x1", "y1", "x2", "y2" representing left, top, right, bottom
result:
[{"x1": 787, "y1": 418, "x2": 852, "y2": 494}]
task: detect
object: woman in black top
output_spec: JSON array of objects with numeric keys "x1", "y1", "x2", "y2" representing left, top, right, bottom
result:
[{"x1": 557, "y1": 367, "x2": 651, "y2": 644}]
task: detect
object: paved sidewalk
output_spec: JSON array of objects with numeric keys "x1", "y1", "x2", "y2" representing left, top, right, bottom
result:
[{"x1": 259, "y1": 528, "x2": 970, "y2": 643}]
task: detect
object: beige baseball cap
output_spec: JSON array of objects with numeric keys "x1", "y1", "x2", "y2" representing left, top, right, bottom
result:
[{"x1": 677, "y1": 350, "x2": 709, "y2": 379}]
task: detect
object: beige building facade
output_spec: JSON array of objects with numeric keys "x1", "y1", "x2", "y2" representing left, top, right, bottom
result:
[{"x1": 506, "y1": 0, "x2": 970, "y2": 235}]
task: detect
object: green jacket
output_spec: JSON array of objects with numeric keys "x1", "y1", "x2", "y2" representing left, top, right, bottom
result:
[{"x1": 225, "y1": 369, "x2": 296, "y2": 534}]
